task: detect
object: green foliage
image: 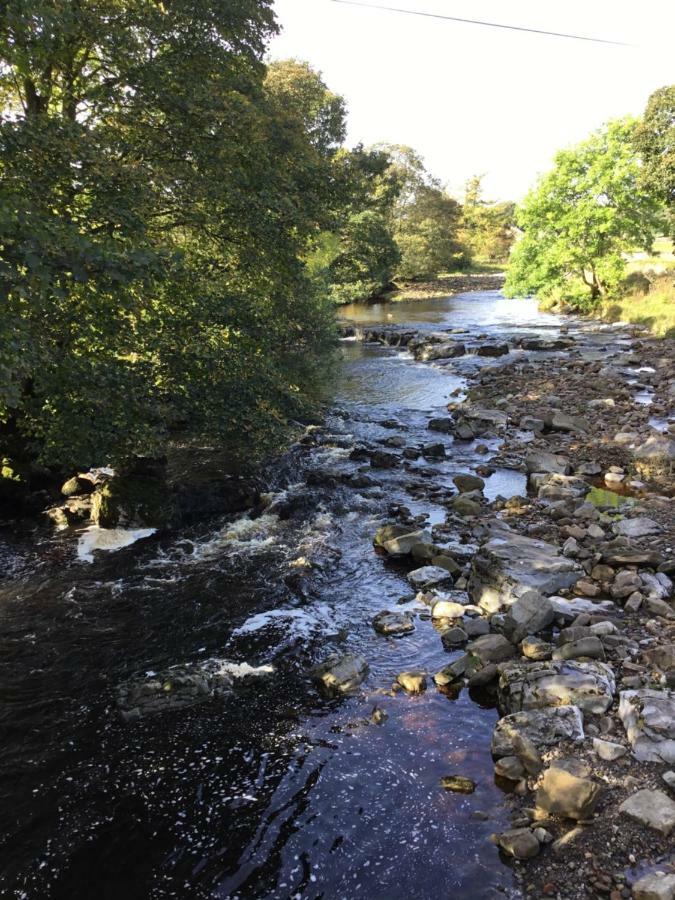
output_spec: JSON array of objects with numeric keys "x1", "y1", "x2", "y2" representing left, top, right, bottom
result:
[
  {"x1": 634, "y1": 85, "x2": 675, "y2": 237},
  {"x1": 460, "y1": 175, "x2": 516, "y2": 262},
  {"x1": 328, "y1": 209, "x2": 400, "y2": 304},
  {"x1": 505, "y1": 119, "x2": 664, "y2": 310},
  {"x1": 0, "y1": 4, "x2": 339, "y2": 470}
]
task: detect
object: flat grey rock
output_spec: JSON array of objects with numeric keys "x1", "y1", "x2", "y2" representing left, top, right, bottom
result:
[{"x1": 619, "y1": 689, "x2": 675, "y2": 764}]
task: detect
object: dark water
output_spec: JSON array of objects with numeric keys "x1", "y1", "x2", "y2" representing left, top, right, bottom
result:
[{"x1": 0, "y1": 291, "x2": 605, "y2": 899}]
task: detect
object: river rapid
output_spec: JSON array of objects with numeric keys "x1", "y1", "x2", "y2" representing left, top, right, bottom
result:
[{"x1": 1, "y1": 291, "x2": 587, "y2": 899}]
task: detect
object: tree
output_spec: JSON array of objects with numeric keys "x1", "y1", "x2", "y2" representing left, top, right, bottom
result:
[
  {"x1": 0, "y1": 5, "x2": 339, "y2": 473},
  {"x1": 460, "y1": 175, "x2": 516, "y2": 262},
  {"x1": 634, "y1": 85, "x2": 675, "y2": 237},
  {"x1": 504, "y1": 119, "x2": 664, "y2": 309}
]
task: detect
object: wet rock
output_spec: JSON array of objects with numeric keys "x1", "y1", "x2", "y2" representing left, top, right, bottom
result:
[
  {"x1": 453, "y1": 473, "x2": 485, "y2": 493},
  {"x1": 408, "y1": 566, "x2": 454, "y2": 591},
  {"x1": 397, "y1": 671, "x2": 427, "y2": 693},
  {"x1": 455, "y1": 423, "x2": 475, "y2": 441},
  {"x1": 494, "y1": 755, "x2": 526, "y2": 781},
  {"x1": 619, "y1": 789, "x2": 675, "y2": 836},
  {"x1": 414, "y1": 340, "x2": 466, "y2": 361},
  {"x1": 441, "y1": 626, "x2": 469, "y2": 647},
  {"x1": 434, "y1": 655, "x2": 478, "y2": 686},
  {"x1": 380, "y1": 529, "x2": 431, "y2": 557},
  {"x1": 521, "y1": 636, "x2": 554, "y2": 661},
  {"x1": 618, "y1": 689, "x2": 675, "y2": 764},
  {"x1": 440, "y1": 775, "x2": 476, "y2": 793},
  {"x1": 520, "y1": 416, "x2": 545, "y2": 433},
  {"x1": 422, "y1": 442, "x2": 446, "y2": 459},
  {"x1": 467, "y1": 633, "x2": 517, "y2": 664},
  {"x1": 536, "y1": 758, "x2": 602, "y2": 821},
  {"x1": 496, "y1": 828, "x2": 540, "y2": 859},
  {"x1": 632, "y1": 871, "x2": 675, "y2": 900},
  {"x1": 592, "y1": 738, "x2": 627, "y2": 761},
  {"x1": 491, "y1": 706, "x2": 584, "y2": 774},
  {"x1": 372, "y1": 610, "x2": 415, "y2": 637},
  {"x1": 476, "y1": 342, "x2": 509, "y2": 357},
  {"x1": 313, "y1": 653, "x2": 369, "y2": 694},
  {"x1": 117, "y1": 658, "x2": 274, "y2": 720},
  {"x1": 613, "y1": 517, "x2": 663, "y2": 538},
  {"x1": 502, "y1": 590, "x2": 555, "y2": 643},
  {"x1": 498, "y1": 659, "x2": 615, "y2": 715},
  {"x1": 468, "y1": 527, "x2": 583, "y2": 614},
  {"x1": 370, "y1": 450, "x2": 399, "y2": 469},
  {"x1": 451, "y1": 496, "x2": 482, "y2": 517},
  {"x1": 552, "y1": 636, "x2": 606, "y2": 662},
  {"x1": 428, "y1": 417, "x2": 455, "y2": 433},
  {"x1": 431, "y1": 554, "x2": 462, "y2": 576},
  {"x1": 462, "y1": 407, "x2": 508, "y2": 430},
  {"x1": 525, "y1": 451, "x2": 572, "y2": 475},
  {"x1": 92, "y1": 470, "x2": 175, "y2": 528}
]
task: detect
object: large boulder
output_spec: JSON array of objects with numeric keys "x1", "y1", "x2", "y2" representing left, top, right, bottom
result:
[
  {"x1": 91, "y1": 471, "x2": 175, "y2": 528},
  {"x1": 372, "y1": 610, "x2": 415, "y2": 636},
  {"x1": 467, "y1": 633, "x2": 517, "y2": 664},
  {"x1": 525, "y1": 451, "x2": 572, "y2": 475},
  {"x1": 408, "y1": 566, "x2": 454, "y2": 591},
  {"x1": 618, "y1": 689, "x2": 675, "y2": 764},
  {"x1": 498, "y1": 659, "x2": 615, "y2": 715},
  {"x1": 468, "y1": 527, "x2": 583, "y2": 613},
  {"x1": 535, "y1": 758, "x2": 602, "y2": 821},
  {"x1": 502, "y1": 591, "x2": 555, "y2": 643},
  {"x1": 619, "y1": 789, "x2": 675, "y2": 836},
  {"x1": 492, "y1": 706, "x2": 584, "y2": 774}
]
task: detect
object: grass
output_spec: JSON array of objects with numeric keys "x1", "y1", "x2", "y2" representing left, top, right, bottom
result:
[{"x1": 599, "y1": 287, "x2": 675, "y2": 338}]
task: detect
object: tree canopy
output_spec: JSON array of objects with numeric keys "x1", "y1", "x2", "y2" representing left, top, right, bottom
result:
[
  {"x1": 634, "y1": 85, "x2": 675, "y2": 237},
  {"x1": 504, "y1": 119, "x2": 664, "y2": 309}
]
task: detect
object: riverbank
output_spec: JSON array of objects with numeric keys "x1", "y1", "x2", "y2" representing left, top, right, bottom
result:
[
  {"x1": 381, "y1": 270, "x2": 506, "y2": 302},
  {"x1": 342, "y1": 311, "x2": 674, "y2": 899}
]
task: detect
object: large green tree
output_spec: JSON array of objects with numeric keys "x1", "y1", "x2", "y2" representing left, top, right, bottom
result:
[
  {"x1": 505, "y1": 119, "x2": 663, "y2": 308},
  {"x1": 634, "y1": 85, "x2": 675, "y2": 237},
  {"x1": 460, "y1": 175, "x2": 516, "y2": 262},
  {"x1": 0, "y1": 3, "x2": 338, "y2": 472}
]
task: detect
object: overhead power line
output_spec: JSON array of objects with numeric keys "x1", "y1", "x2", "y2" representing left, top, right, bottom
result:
[{"x1": 329, "y1": 0, "x2": 633, "y2": 47}]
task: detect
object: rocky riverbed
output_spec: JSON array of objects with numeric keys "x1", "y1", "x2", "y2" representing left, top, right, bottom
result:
[{"x1": 0, "y1": 290, "x2": 673, "y2": 899}]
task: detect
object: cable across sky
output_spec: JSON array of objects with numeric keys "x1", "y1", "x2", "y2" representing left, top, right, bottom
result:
[{"x1": 329, "y1": 0, "x2": 634, "y2": 46}]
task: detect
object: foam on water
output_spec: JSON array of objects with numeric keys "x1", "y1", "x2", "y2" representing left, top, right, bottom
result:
[{"x1": 77, "y1": 526, "x2": 156, "y2": 563}]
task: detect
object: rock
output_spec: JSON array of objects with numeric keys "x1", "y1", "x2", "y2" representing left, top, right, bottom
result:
[
  {"x1": 552, "y1": 636, "x2": 606, "y2": 662},
  {"x1": 431, "y1": 599, "x2": 467, "y2": 619},
  {"x1": 464, "y1": 617, "x2": 490, "y2": 638},
  {"x1": 618, "y1": 689, "x2": 675, "y2": 764},
  {"x1": 408, "y1": 566, "x2": 454, "y2": 591},
  {"x1": 520, "y1": 415, "x2": 545, "y2": 433},
  {"x1": 468, "y1": 633, "x2": 517, "y2": 664},
  {"x1": 522, "y1": 636, "x2": 554, "y2": 661},
  {"x1": 415, "y1": 340, "x2": 466, "y2": 361},
  {"x1": 380, "y1": 529, "x2": 432, "y2": 557},
  {"x1": 313, "y1": 653, "x2": 369, "y2": 694},
  {"x1": 372, "y1": 610, "x2": 415, "y2": 637},
  {"x1": 468, "y1": 527, "x2": 583, "y2": 614},
  {"x1": 496, "y1": 828, "x2": 540, "y2": 859},
  {"x1": 663, "y1": 771, "x2": 675, "y2": 792},
  {"x1": 441, "y1": 627, "x2": 469, "y2": 647},
  {"x1": 428, "y1": 417, "x2": 455, "y2": 433},
  {"x1": 619, "y1": 789, "x2": 675, "y2": 836},
  {"x1": 422, "y1": 442, "x2": 446, "y2": 459},
  {"x1": 451, "y1": 496, "x2": 482, "y2": 517},
  {"x1": 645, "y1": 596, "x2": 675, "y2": 618},
  {"x1": 644, "y1": 644, "x2": 675, "y2": 672},
  {"x1": 632, "y1": 872, "x2": 675, "y2": 900},
  {"x1": 498, "y1": 660, "x2": 615, "y2": 715},
  {"x1": 374, "y1": 523, "x2": 413, "y2": 548},
  {"x1": 117, "y1": 658, "x2": 274, "y2": 720},
  {"x1": 536, "y1": 758, "x2": 602, "y2": 821},
  {"x1": 91, "y1": 472, "x2": 175, "y2": 528},
  {"x1": 370, "y1": 450, "x2": 399, "y2": 469},
  {"x1": 550, "y1": 596, "x2": 619, "y2": 623},
  {"x1": 397, "y1": 671, "x2": 427, "y2": 693},
  {"x1": 592, "y1": 738, "x2": 627, "y2": 761},
  {"x1": 476, "y1": 342, "x2": 509, "y2": 357},
  {"x1": 633, "y1": 432, "x2": 675, "y2": 482},
  {"x1": 440, "y1": 775, "x2": 476, "y2": 793},
  {"x1": 545, "y1": 410, "x2": 590, "y2": 433},
  {"x1": 434, "y1": 655, "x2": 478, "y2": 686},
  {"x1": 502, "y1": 591, "x2": 555, "y2": 643},
  {"x1": 613, "y1": 517, "x2": 663, "y2": 538},
  {"x1": 455, "y1": 423, "x2": 475, "y2": 441},
  {"x1": 525, "y1": 452, "x2": 572, "y2": 475},
  {"x1": 61, "y1": 474, "x2": 95, "y2": 497},
  {"x1": 453, "y1": 473, "x2": 485, "y2": 493},
  {"x1": 492, "y1": 706, "x2": 584, "y2": 774},
  {"x1": 494, "y1": 755, "x2": 526, "y2": 781},
  {"x1": 431, "y1": 554, "x2": 462, "y2": 576},
  {"x1": 463, "y1": 407, "x2": 509, "y2": 430}
]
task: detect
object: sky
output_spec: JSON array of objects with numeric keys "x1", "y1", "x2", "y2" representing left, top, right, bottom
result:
[{"x1": 268, "y1": 0, "x2": 675, "y2": 202}]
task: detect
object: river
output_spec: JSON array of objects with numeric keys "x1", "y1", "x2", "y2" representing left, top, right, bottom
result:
[{"x1": 0, "y1": 290, "x2": 577, "y2": 899}]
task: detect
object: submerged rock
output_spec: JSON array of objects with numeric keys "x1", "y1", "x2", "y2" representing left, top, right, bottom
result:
[
  {"x1": 313, "y1": 653, "x2": 369, "y2": 695},
  {"x1": 440, "y1": 775, "x2": 476, "y2": 794},
  {"x1": 372, "y1": 610, "x2": 415, "y2": 636},
  {"x1": 397, "y1": 671, "x2": 427, "y2": 693}
]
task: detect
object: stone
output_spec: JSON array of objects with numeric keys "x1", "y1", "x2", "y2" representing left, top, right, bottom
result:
[
  {"x1": 467, "y1": 633, "x2": 517, "y2": 664},
  {"x1": 463, "y1": 617, "x2": 490, "y2": 638},
  {"x1": 663, "y1": 771, "x2": 675, "y2": 792},
  {"x1": 408, "y1": 565, "x2": 455, "y2": 591},
  {"x1": 453, "y1": 473, "x2": 485, "y2": 493},
  {"x1": 422, "y1": 442, "x2": 446, "y2": 459},
  {"x1": 619, "y1": 789, "x2": 675, "y2": 835},
  {"x1": 428, "y1": 417, "x2": 455, "y2": 433},
  {"x1": 451, "y1": 496, "x2": 482, "y2": 518},
  {"x1": 431, "y1": 599, "x2": 467, "y2": 619},
  {"x1": 61, "y1": 474, "x2": 95, "y2": 497},
  {"x1": 91, "y1": 473, "x2": 175, "y2": 529},
  {"x1": 415, "y1": 340, "x2": 466, "y2": 361},
  {"x1": 372, "y1": 610, "x2": 415, "y2": 637},
  {"x1": 525, "y1": 451, "x2": 572, "y2": 475},
  {"x1": 618, "y1": 689, "x2": 675, "y2": 764},
  {"x1": 381, "y1": 529, "x2": 432, "y2": 557},
  {"x1": 503, "y1": 590, "x2": 555, "y2": 643},
  {"x1": 496, "y1": 828, "x2": 540, "y2": 859},
  {"x1": 552, "y1": 636, "x2": 606, "y2": 662},
  {"x1": 468, "y1": 526, "x2": 583, "y2": 614},
  {"x1": 633, "y1": 432, "x2": 675, "y2": 482},
  {"x1": 374, "y1": 523, "x2": 414, "y2": 548},
  {"x1": 495, "y1": 754, "x2": 526, "y2": 782},
  {"x1": 498, "y1": 660, "x2": 615, "y2": 715},
  {"x1": 491, "y1": 706, "x2": 584, "y2": 774},
  {"x1": 632, "y1": 872, "x2": 675, "y2": 900},
  {"x1": 613, "y1": 517, "x2": 663, "y2": 538},
  {"x1": 644, "y1": 644, "x2": 675, "y2": 672},
  {"x1": 312, "y1": 653, "x2": 369, "y2": 695},
  {"x1": 431, "y1": 554, "x2": 462, "y2": 576},
  {"x1": 369, "y1": 450, "x2": 399, "y2": 469},
  {"x1": 463, "y1": 407, "x2": 508, "y2": 430},
  {"x1": 645, "y1": 596, "x2": 675, "y2": 618},
  {"x1": 476, "y1": 342, "x2": 509, "y2": 357},
  {"x1": 397, "y1": 671, "x2": 427, "y2": 693},
  {"x1": 546, "y1": 410, "x2": 590, "y2": 433},
  {"x1": 441, "y1": 627, "x2": 469, "y2": 647},
  {"x1": 592, "y1": 738, "x2": 627, "y2": 760},
  {"x1": 549, "y1": 596, "x2": 619, "y2": 623},
  {"x1": 536, "y1": 758, "x2": 602, "y2": 821},
  {"x1": 440, "y1": 775, "x2": 476, "y2": 793},
  {"x1": 522, "y1": 636, "x2": 553, "y2": 661}
]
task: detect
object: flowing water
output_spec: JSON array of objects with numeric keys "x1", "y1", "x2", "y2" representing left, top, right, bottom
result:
[{"x1": 0, "y1": 291, "x2": 632, "y2": 899}]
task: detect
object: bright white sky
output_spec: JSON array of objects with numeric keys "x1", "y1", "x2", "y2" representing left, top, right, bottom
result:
[{"x1": 269, "y1": 0, "x2": 675, "y2": 201}]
